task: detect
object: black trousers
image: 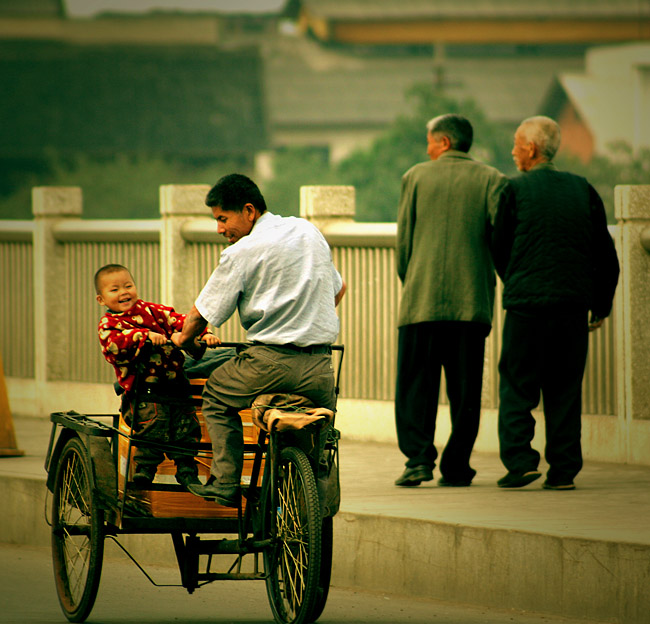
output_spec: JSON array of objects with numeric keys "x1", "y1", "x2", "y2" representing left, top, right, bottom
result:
[
  {"x1": 121, "y1": 395, "x2": 201, "y2": 472},
  {"x1": 498, "y1": 310, "x2": 588, "y2": 483},
  {"x1": 395, "y1": 321, "x2": 489, "y2": 482}
]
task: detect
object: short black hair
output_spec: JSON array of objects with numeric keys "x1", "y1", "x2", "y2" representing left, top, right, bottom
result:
[
  {"x1": 94, "y1": 263, "x2": 132, "y2": 293},
  {"x1": 205, "y1": 173, "x2": 267, "y2": 214},
  {"x1": 427, "y1": 114, "x2": 473, "y2": 153}
]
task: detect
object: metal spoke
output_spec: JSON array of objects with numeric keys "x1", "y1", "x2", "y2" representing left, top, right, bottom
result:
[
  {"x1": 265, "y1": 446, "x2": 321, "y2": 624},
  {"x1": 276, "y1": 460, "x2": 309, "y2": 616},
  {"x1": 51, "y1": 437, "x2": 105, "y2": 622},
  {"x1": 59, "y1": 449, "x2": 92, "y2": 604}
]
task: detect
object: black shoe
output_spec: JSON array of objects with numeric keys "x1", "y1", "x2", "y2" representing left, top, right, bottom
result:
[
  {"x1": 132, "y1": 466, "x2": 156, "y2": 487},
  {"x1": 438, "y1": 477, "x2": 472, "y2": 487},
  {"x1": 176, "y1": 471, "x2": 201, "y2": 488},
  {"x1": 187, "y1": 482, "x2": 241, "y2": 507},
  {"x1": 497, "y1": 470, "x2": 541, "y2": 488},
  {"x1": 395, "y1": 465, "x2": 433, "y2": 487},
  {"x1": 542, "y1": 479, "x2": 575, "y2": 490}
]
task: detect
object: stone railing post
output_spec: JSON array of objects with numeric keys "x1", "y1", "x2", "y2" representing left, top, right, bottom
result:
[
  {"x1": 32, "y1": 187, "x2": 82, "y2": 390},
  {"x1": 159, "y1": 184, "x2": 210, "y2": 313},
  {"x1": 614, "y1": 184, "x2": 650, "y2": 462},
  {"x1": 300, "y1": 185, "x2": 356, "y2": 229}
]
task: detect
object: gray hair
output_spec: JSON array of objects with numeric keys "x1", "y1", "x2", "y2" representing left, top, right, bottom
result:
[
  {"x1": 517, "y1": 116, "x2": 561, "y2": 161},
  {"x1": 426, "y1": 114, "x2": 473, "y2": 152}
]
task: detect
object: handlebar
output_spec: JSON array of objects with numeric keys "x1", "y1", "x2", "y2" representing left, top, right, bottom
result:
[{"x1": 147, "y1": 338, "x2": 343, "y2": 351}]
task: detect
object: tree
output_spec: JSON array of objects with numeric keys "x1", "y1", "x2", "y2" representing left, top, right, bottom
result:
[
  {"x1": 555, "y1": 142, "x2": 650, "y2": 223},
  {"x1": 2, "y1": 85, "x2": 646, "y2": 224},
  {"x1": 258, "y1": 84, "x2": 516, "y2": 223},
  {"x1": 335, "y1": 84, "x2": 514, "y2": 222},
  {"x1": 259, "y1": 147, "x2": 338, "y2": 217},
  {"x1": 0, "y1": 152, "x2": 246, "y2": 220}
]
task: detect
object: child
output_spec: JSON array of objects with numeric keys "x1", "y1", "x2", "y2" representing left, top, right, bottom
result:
[{"x1": 95, "y1": 263, "x2": 220, "y2": 488}]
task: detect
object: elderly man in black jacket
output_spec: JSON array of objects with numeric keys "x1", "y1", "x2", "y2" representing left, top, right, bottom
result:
[{"x1": 492, "y1": 115, "x2": 619, "y2": 490}]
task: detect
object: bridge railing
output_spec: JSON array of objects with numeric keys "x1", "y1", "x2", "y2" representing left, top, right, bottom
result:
[{"x1": 0, "y1": 185, "x2": 617, "y2": 418}]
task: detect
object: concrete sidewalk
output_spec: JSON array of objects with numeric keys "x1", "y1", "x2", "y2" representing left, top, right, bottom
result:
[{"x1": 2, "y1": 414, "x2": 649, "y2": 623}]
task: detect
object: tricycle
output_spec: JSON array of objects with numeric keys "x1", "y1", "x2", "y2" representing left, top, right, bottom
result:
[{"x1": 44, "y1": 343, "x2": 344, "y2": 624}]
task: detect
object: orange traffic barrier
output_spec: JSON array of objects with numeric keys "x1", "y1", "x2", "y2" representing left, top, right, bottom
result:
[{"x1": 0, "y1": 353, "x2": 24, "y2": 457}]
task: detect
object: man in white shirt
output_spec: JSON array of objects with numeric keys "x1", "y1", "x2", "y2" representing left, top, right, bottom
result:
[{"x1": 173, "y1": 173, "x2": 346, "y2": 506}]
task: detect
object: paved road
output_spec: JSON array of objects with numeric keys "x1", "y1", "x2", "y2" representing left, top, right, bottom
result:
[{"x1": 1, "y1": 543, "x2": 600, "y2": 624}]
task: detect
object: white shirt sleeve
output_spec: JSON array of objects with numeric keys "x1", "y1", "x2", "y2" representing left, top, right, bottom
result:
[
  {"x1": 331, "y1": 264, "x2": 343, "y2": 296},
  {"x1": 195, "y1": 253, "x2": 243, "y2": 328}
]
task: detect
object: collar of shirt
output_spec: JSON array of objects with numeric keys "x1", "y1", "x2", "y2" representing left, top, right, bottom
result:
[
  {"x1": 104, "y1": 299, "x2": 145, "y2": 316},
  {"x1": 438, "y1": 149, "x2": 473, "y2": 161},
  {"x1": 250, "y1": 210, "x2": 273, "y2": 233},
  {"x1": 529, "y1": 161, "x2": 558, "y2": 172}
]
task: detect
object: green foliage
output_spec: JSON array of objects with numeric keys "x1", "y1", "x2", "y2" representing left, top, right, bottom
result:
[
  {"x1": 0, "y1": 40, "x2": 265, "y2": 220},
  {"x1": 555, "y1": 142, "x2": 650, "y2": 223},
  {"x1": 0, "y1": 152, "x2": 249, "y2": 220},
  {"x1": 1, "y1": 83, "x2": 647, "y2": 225},
  {"x1": 0, "y1": 42, "x2": 266, "y2": 158},
  {"x1": 263, "y1": 84, "x2": 648, "y2": 225},
  {"x1": 335, "y1": 84, "x2": 515, "y2": 222},
  {"x1": 258, "y1": 85, "x2": 516, "y2": 223},
  {"x1": 260, "y1": 147, "x2": 339, "y2": 217},
  {"x1": 0, "y1": 181, "x2": 35, "y2": 220}
]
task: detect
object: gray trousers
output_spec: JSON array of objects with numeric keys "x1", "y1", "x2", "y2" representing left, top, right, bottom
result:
[{"x1": 202, "y1": 345, "x2": 336, "y2": 485}]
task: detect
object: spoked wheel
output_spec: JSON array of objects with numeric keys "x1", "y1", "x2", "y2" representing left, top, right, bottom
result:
[
  {"x1": 306, "y1": 516, "x2": 333, "y2": 623},
  {"x1": 51, "y1": 437, "x2": 105, "y2": 622},
  {"x1": 264, "y1": 446, "x2": 322, "y2": 624}
]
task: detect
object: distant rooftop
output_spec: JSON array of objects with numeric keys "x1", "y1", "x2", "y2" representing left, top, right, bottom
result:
[
  {"x1": 298, "y1": 0, "x2": 650, "y2": 20},
  {"x1": 62, "y1": 0, "x2": 287, "y2": 18},
  {"x1": 295, "y1": 0, "x2": 650, "y2": 45},
  {"x1": 541, "y1": 42, "x2": 650, "y2": 157},
  {"x1": 263, "y1": 34, "x2": 584, "y2": 130}
]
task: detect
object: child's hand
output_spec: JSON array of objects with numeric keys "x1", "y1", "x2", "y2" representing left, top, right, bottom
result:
[
  {"x1": 148, "y1": 331, "x2": 168, "y2": 345},
  {"x1": 202, "y1": 333, "x2": 221, "y2": 347}
]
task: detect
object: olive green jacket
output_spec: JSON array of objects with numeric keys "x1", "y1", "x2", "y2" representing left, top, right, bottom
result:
[{"x1": 396, "y1": 150, "x2": 510, "y2": 328}]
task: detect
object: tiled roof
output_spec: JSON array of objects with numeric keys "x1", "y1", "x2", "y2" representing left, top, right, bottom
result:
[{"x1": 264, "y1": 36, "x2": 584, "y2": 127}]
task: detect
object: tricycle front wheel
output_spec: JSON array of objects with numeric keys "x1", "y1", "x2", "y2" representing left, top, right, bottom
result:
[{"x1": 51, "y1": 436, "x2": 105, "y2": 622}]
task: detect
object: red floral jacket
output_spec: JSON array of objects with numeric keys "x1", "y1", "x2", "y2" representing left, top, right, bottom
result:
[{"x1": 98, "y1": 299, "x2": 189, "y2": 393}]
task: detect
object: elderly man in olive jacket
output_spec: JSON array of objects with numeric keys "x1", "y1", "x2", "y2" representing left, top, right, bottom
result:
[{"x1": 395, "y1": 113, "x2": 512, "y2": 488}]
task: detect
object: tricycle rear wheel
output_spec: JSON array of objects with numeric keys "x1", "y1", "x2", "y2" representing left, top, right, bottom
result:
[
  {"x1": 264, "y1": 445, "x2": 322, "y2": 624},
  {"x1": 51, "y1": 436, "x2": 105, "y2": 622},
  {"x1": 306, "y1": 516, "x2": 333, "y2": 623}
]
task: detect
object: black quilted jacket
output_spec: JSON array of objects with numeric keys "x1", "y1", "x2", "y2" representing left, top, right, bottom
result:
[{"x1": 492, "y1": 163, "x2": 619, "y2": 318}]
